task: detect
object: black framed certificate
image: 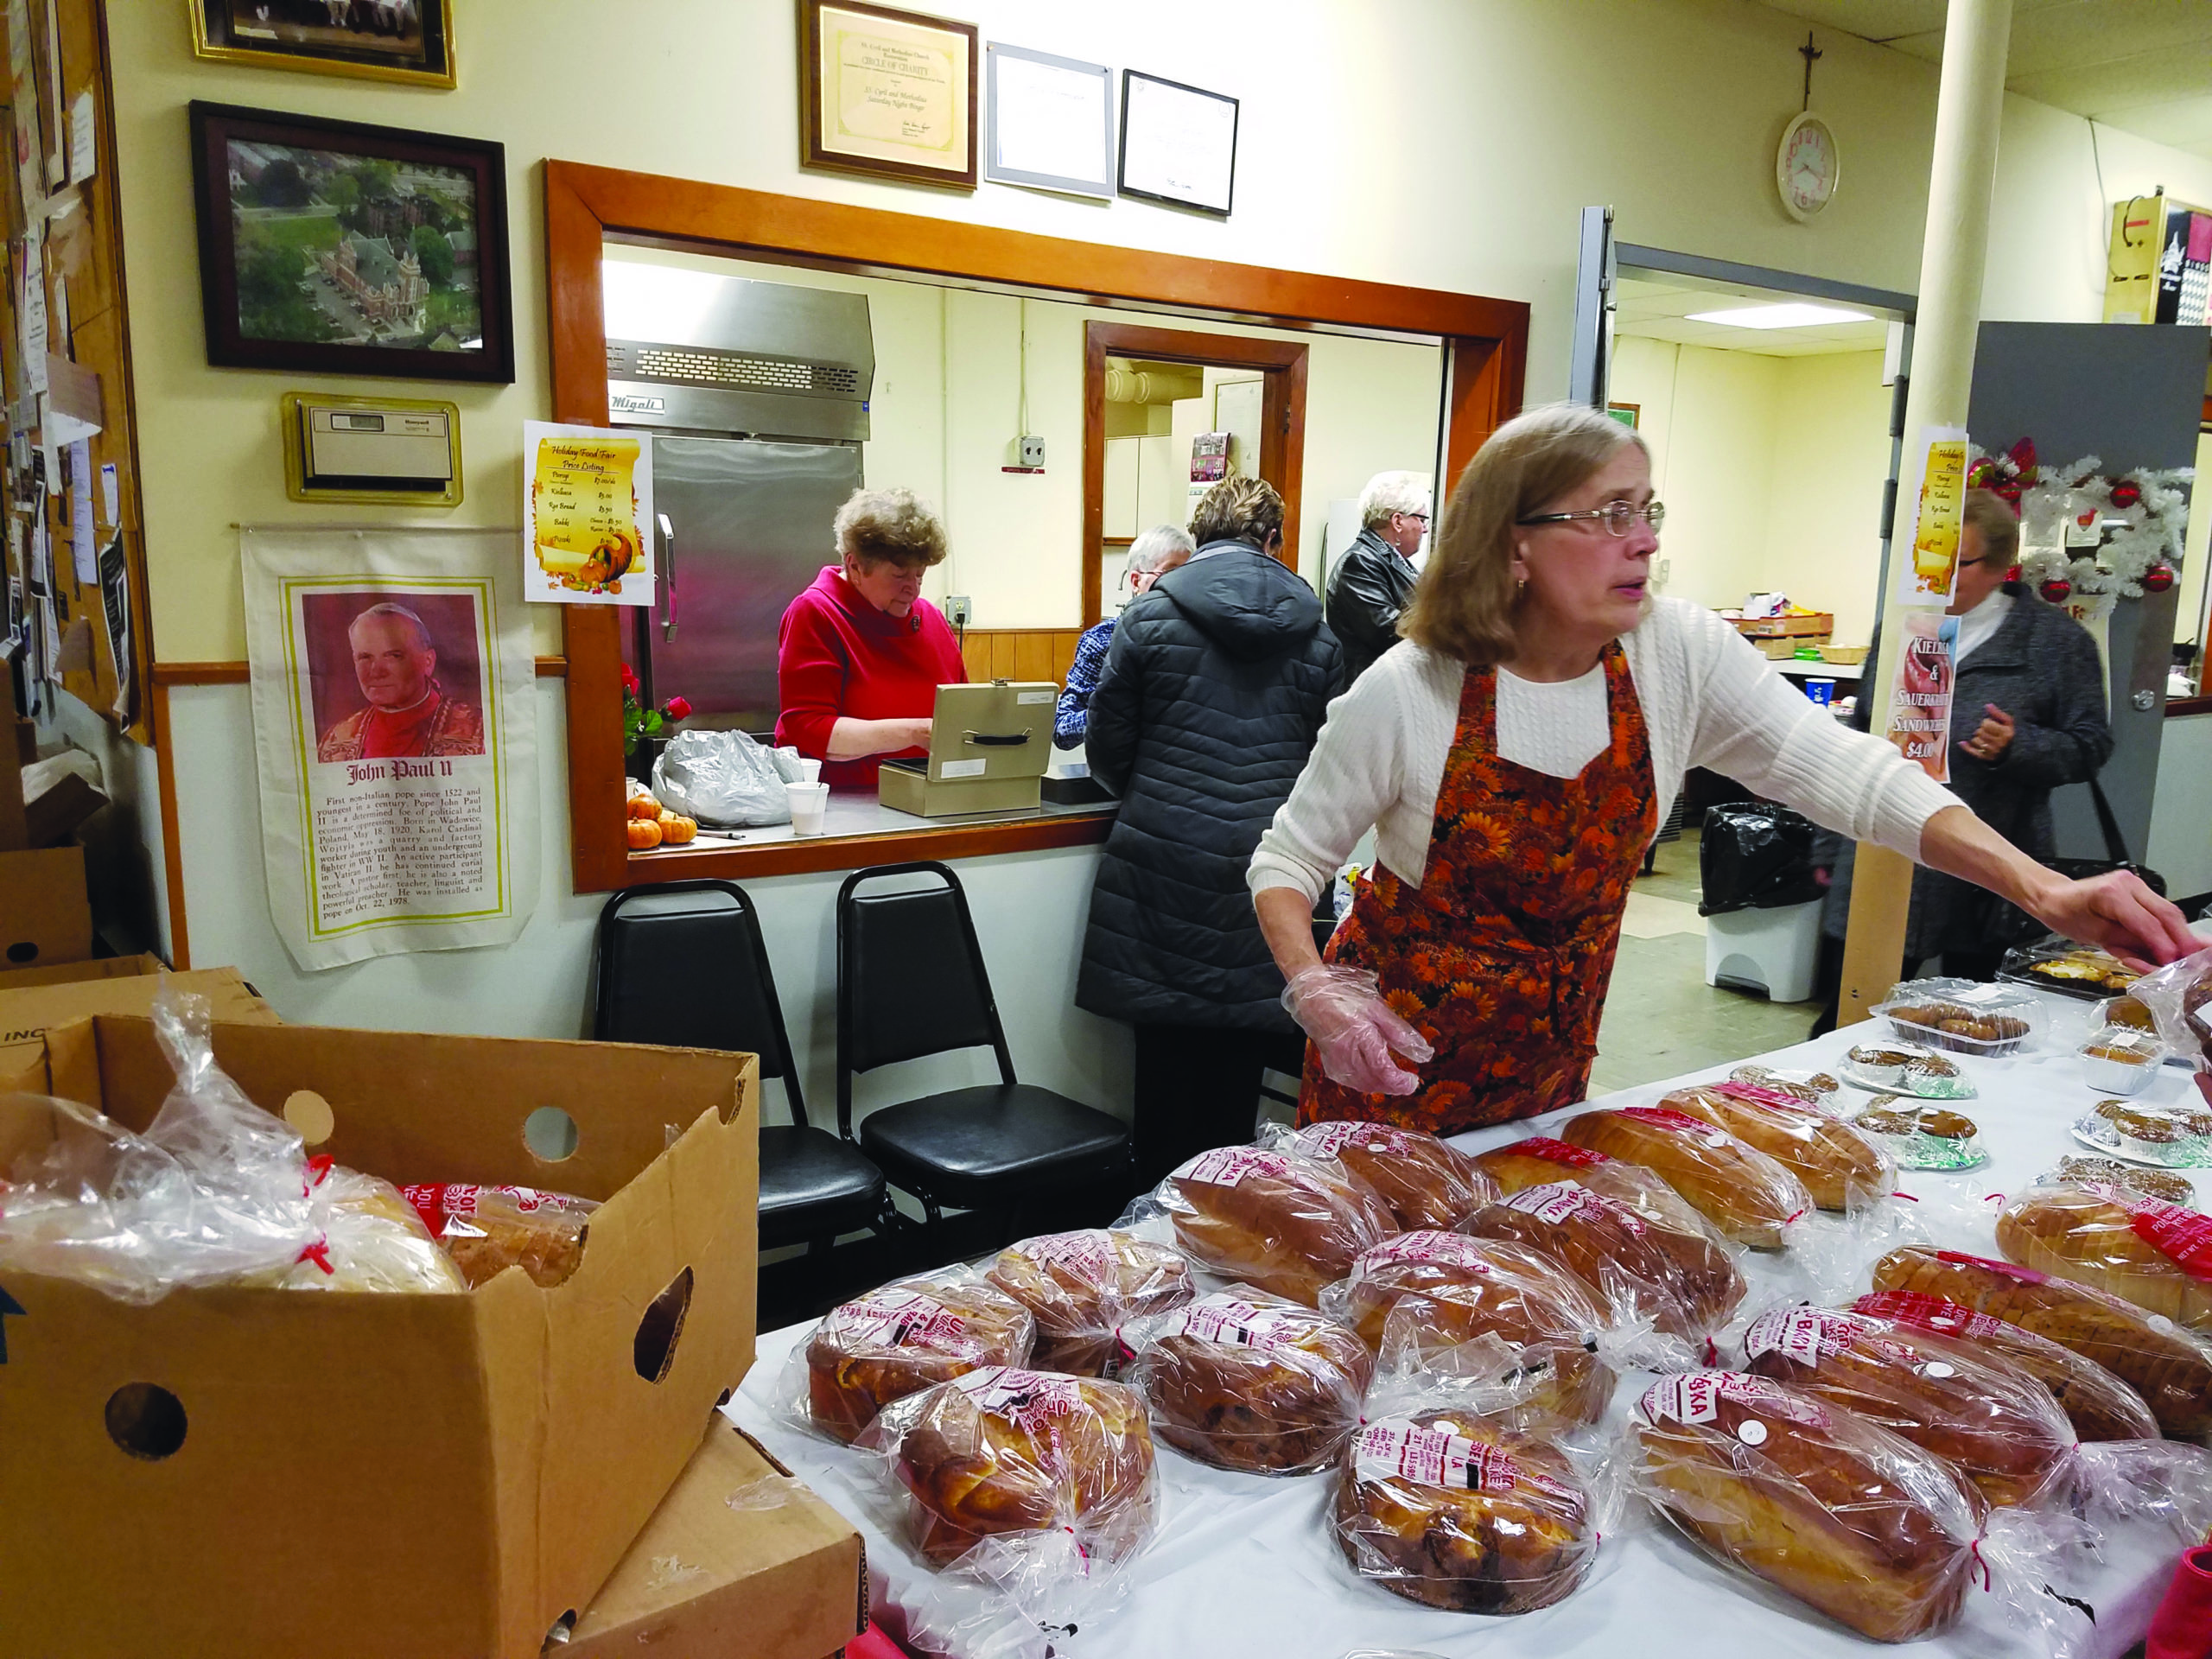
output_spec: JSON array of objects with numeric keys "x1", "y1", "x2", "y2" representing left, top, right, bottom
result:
[{"x1": 1117, "y1": 70, "x2": 1237, "y2": 216}]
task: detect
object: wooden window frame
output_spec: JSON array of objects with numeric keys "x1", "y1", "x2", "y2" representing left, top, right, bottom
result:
[{"x1": 544, "y1": 161, "x2": 1528, "y2": 893}]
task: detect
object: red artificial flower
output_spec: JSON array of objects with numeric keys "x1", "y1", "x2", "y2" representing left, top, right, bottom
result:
[
  {"x1": 664, "y1": 695, "x2": 693, "y2": 721},
  {"x1": 620, "y1": 663, "x2": 640, "y2": 696}
]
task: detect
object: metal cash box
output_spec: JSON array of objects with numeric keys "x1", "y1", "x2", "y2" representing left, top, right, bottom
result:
[{"x1": 878, "y1": 680, "x2": 1058, "y2": 817}]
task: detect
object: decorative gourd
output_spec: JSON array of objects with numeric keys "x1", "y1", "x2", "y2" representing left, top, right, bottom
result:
[
  {"x1": 626, "y1": 817, "x2": 663, "y2": 850},
  {"x1": 657, "y1": 813, "x2": 697, "y2": 845},
  {"x1": 626, "y1": 791, "x2": 664, "y2": 821}
]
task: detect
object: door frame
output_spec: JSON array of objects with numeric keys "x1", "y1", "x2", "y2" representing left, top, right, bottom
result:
[{"x1": 1082, "y1": 321, "x2": 1308, "y2": 625}]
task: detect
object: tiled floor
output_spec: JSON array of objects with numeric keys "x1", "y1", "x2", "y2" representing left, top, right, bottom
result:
[{"x1": 1590, "y1": 828, "x2": 1825, "y2": 1093}]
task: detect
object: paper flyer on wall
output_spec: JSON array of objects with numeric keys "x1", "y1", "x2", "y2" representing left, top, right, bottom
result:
[
  {"x1": 522, "y1": 421, "x2": 654, "y2": 606},
  {"x1": 1881, "y1": 609, "x2": 1959, "y2": 784},
  {"x1": 1894, "y1": 424, "x2": 1969, "y2": 606},
  {"x1": 242, "y1": 527, "x2": 539, "y2": 971}
]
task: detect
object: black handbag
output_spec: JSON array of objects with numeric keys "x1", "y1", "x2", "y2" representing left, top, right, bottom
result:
[{"x1": 1984, "y1": 776, "x2": 2167, "y2": 948}]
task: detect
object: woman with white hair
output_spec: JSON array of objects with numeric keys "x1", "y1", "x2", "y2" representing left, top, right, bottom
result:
[
  {"x1": 1325, "y1": 469, "x2": 1433, "y2": 683},
  {"x1": 1250, "y1": 403, "x2": 2193, "y2": 1135},
  {"x1": 1053, "y1": 524, "x2": 1195, "y2": 749}
]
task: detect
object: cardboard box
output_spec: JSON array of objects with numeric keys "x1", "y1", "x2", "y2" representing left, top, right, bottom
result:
[
  {"x1": 1733, "y1": 612, "x2": 1834, "y2": 639},
  {"x1": 0, "y1": 957, "x2": 276, "y2": 1093},
  {"x1": 566, "y1": 1420, "x2": 867, "y2": 1659},
  {"x1": 0, "y1": 1014, "x2": 760, "y2": 1659},
  {"x1": 0, "y1": 844, "x2": 92, "y2": 968}
]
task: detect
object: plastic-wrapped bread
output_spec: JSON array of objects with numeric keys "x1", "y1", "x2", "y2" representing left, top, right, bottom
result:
[
  {"x1": 1336, "y1": 1411, "x2": 1599, "y2": 1611},
  {"x1": 1868, "y1": 1245, "x2": 2212, "y2": 1439},
  {"x1": 1851, "y1": 1290, "x2": 2160, "y2": 1444},
  {"x1": 1560, "y1": 1107, "x2": 1812, "y2": 1249},
  {"x1": 1739, "y1": 1306, "x2": 2075, "y2": 1507},
  {"x1": 1628, "y1": 1370, "x2": 1984, "y2": 1643},
  {"x1": 985, "y1": 1229, "x2": 1192, "y2": 1376},
  {"x1": 860, "y1": 1366, "x2": 1156, "y2": 1567},
  {"x1": 1996, "y1": 1180, "x2": 2212, "y2": 1332},
  {"x1": 1460, "y1": 1177, "x2": 1744, "y2": 1343},
  {"x1": 1117, "y1": 1287, "x2": 1371, "y2": 1473},
  {"x1": 1152, "y1": 1146, "x2": 1395, "y2": 1306},
  {"x1": 282, "y1": 1166, "x2": 467, "y2": 1294},
  {"x1": 804, "y1": 1268, "x2": 1036, "y2": 1443},
  {"x1": 1287, "y1": 1120, "x2": 1498, "y2": 1231},
  {"x1": 1318, "y1": 1233, "x2": 1615, "y2": 1431},
  {"x1": 1660, "y1": 1083, "x2": 1891, "y2": 1213},
  {"x1": 400, "y1": 1182, "x2": 598, "y2": 1288}
]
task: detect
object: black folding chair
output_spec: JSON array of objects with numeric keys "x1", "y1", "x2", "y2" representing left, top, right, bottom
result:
[
  {"x1": 594, "y1": 880, "x2": 887, "y2": 1255},
  {"x1": 836, "y1": 861, "x2": 1132, "y2": 1240}
]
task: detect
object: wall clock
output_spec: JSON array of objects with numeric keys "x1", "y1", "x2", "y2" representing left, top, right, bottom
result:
[{"x1": 1777, "y1": 111, "x2": 1839, "y2": 222}]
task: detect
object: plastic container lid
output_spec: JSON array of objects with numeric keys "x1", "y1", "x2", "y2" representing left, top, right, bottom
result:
[{"x1": 1872, "y1": 977, "x2": 2041, "y2": 1058}]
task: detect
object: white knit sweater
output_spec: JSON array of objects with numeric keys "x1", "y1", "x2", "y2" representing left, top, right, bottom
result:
[{"x1": 1249, "y1": 597, "x2": 1961, "y2": 902}]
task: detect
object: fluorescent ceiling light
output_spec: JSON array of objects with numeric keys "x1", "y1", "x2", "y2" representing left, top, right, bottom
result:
[{"x1": 1684, "y1": 302, "x2": 1874, "y2": 330}]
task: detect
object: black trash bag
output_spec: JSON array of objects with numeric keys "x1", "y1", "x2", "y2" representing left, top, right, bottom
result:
[{"x1": 1697, "y1": 802, "x2": 1824, "y2": 916}]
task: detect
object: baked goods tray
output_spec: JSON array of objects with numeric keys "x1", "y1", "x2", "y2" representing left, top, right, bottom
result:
[
  {"x1": 1999, "y1": 938, "x2": 2140, "y2": 1002},
  {"x1": 2069, "y1": 1114, "x2": 2212, "y2": 1169}
]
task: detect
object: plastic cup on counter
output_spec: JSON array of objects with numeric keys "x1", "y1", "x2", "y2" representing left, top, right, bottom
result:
[
  {"x1": 797, "y1": 757, "x2": 823, "y2": 784},
  {"x1": 785, "y1": 781, "x2": 830, "y2": 836},
  {"x1": 1803, "y1": 677, "x2": 1836, "y2": 707}
]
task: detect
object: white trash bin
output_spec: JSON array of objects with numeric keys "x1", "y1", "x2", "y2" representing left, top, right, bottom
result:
[{"x1": 1704, "y1": 898, "x2": 1824, "y2": 1003}]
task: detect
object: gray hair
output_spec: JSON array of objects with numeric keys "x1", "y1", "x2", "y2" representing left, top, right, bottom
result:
[
  {"x1": 1127, "y1": 524, "x2": 1195, "y2": 575},
  {"x1": 1358, "y1": 470, "x2": 1433, "y2": 530},
  {"x1": 351, "y1": 601, "x2": 433, "y2": 652},
  {"x1": 834, "y1": 486, "x2": 949, "y2": 569}
]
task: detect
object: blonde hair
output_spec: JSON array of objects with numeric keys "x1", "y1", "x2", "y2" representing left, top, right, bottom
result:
[
  {"x1": 834, "y1": 486, "x2": 949, "y2": 570},
  {"x1": 1401, "y1": 404, "x2": 1648, "y2": 666},
  {"x1": 1961, "y1": 487, "x2": 2019, "y2": 569},
  {"x1": 1189, "y1": 475, "x2": 1285, "y2": 549}
]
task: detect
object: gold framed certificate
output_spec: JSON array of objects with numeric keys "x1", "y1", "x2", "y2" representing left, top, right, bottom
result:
[{"x1": 800, "y1": 0, "x2": 978, "y2": 190}]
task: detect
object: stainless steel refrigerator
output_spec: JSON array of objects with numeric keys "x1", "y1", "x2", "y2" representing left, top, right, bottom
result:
[{"x1": 605, "y1": 265, "x2": 875, "y2": 734}]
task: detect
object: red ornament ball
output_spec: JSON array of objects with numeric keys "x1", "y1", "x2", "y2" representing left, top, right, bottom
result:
[
  {"x1": 2111, "y1": 480, "x2": 2143, "y2": 510},
  {"x1": 2143, "y1": 564, "x2": 2176, "y2": 594},
  {"x1": 2038, "y1": 577, "x2": 2073, "y2": 604}
]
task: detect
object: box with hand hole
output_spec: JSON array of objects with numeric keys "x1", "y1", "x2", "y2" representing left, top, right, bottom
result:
[{"x1": 0, "y1": 1014, "x2": 760, "y2": 1659}]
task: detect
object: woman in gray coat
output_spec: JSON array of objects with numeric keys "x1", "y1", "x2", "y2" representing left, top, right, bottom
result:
[{"x1": 1812, "y1": 490, "x2": 2112, "y2": 1028}]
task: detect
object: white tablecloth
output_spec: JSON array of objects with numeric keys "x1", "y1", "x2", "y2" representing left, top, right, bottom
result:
[{"x1": 728, "y1": 990, "x2": 2204, "y2": 1659}]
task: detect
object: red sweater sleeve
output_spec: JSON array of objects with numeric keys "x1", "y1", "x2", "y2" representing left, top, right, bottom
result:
[{"x1": 775, "y1": 596, "x2": 848, "y2": 761}]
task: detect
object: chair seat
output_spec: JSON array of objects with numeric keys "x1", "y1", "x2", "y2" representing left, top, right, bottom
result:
[
  {"x1": 760, "y1": 1124, "x2": 887, "y2": 1249},
  {"x1": 859, "y1": 1084, "x2": 1130, "y2": 1210}
]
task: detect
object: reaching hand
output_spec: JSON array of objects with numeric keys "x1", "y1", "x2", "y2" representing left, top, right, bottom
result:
[
  {"x1": 1281, "y1": 965, "x2": 1433, "y2": 1097},
  {"x1": 1960, "y1": 703, "x2": 2015, "y2": 763},
  {"x1": 2025, "y1": 868, "x2": 2198, "y2": 972}
]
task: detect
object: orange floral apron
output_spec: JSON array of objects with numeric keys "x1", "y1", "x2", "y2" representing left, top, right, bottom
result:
[{"x1": 1298, "y1": 644, "x2": 1656, "y2": 1134}]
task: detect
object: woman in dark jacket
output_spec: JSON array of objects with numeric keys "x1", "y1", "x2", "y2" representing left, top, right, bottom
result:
[
  {"x1": 1077, "y1": 476, "x2": 1346, "y2": 1185},
  {"x1": 1814, "y1": 489, "x2": 2113, "y2": 1027}
]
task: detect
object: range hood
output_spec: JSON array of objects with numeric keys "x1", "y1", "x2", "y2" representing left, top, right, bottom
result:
[{"x1": 602, "y1": 262, "x2": 874, "y2": 443}]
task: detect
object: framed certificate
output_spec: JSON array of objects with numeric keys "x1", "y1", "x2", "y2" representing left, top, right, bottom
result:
[
  {"x1": 985, "y1": 42, "x2": 1113, "y2": 200},
  {"x1": 800, "y1": 0, "x2": 978, "y2": 190},
  {"x1": 1118, "y1": 70, "x2": 1238, "y2": 217}
]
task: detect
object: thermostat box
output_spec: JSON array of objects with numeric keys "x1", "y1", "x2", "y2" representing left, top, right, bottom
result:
[
  {"x1": 281, "y1": 391, "x2": 463, "y2": 506},
  {"x1": 879, "y1": 679, "x2": 1056, "y2": 817}
]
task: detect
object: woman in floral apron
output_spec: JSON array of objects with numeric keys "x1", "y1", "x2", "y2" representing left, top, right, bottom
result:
[{"x1": 1250, "y1": 404, "x2": 2194, "y2": 1135}]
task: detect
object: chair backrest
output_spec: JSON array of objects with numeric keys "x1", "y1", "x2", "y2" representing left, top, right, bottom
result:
[
  {"x1": 592, "y1": 879, "x2": 810, "y2": 1128},
  {"x1": 836, "y1": 861, "x2": 1013, "y2": 1133}
]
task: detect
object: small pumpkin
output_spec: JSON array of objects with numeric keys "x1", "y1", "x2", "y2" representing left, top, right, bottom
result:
[
  {"x1": 627, "y1": 791, "x2": 664, "y2": 821},
  {"x1": 626, "y1": 817, "x2": 664, "y2": 850},
  {"x1": 657, "y1": 812, "x2": 697, "y2": 846}
]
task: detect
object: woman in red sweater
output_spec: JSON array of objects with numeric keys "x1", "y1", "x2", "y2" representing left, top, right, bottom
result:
[{"x1": 775, "y1": 487, "x2": 967, "y2": 788}]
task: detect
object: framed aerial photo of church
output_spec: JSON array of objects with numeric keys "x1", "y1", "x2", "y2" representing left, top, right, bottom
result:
[{"x1": 188, "y1": 103, "x2": 514, "y2": 384}]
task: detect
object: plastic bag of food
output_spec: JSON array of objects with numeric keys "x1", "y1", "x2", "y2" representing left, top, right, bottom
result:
[
  {"x1": 1116, "y1": 1285, "x2": 1371, "y2": 1473},
  {"x1": 1853, "y1": 1097, "x2": 1990, "y2": 1172},
  {"x1": 1739, "y1": 1304, "x2": 2076, "y2": 1507},
  {"x1": 399, "y1": 1181, "x2": 598, "y2": 1288},
  {"x1": 1660, "y1": 1083, "x2": 1892, "y2": 1214},
  {"x1": 2046, "y1": 1156, "x2": 2196, "y2": 1208},
  {"x1": 1558, "y1": 1106, "x2": 1813, "y2": 1249},
  {"x1": 0, "y1": 988, "x2": 317, "y2": 1303},
  {"x1": 1728, "y1": 1064, "x2": 1844, "y2": 1111},
  {"x1": 1868, "y1": 1245, "x2": 2212, "y2": 1439},
  {"x1": 1123, "y1": 1144, "x2": 1395, "y2": 1306},
  {"x1": 2129, "y1": 942, "x2": 2212, "y2": 1068},
  {"x1": 1850, "y1": 1289, "x2": 2161, "y2": 1444},
  {"x1": 1272, "y1": 1120, "x2": 1497, "y2": 1232},
  {"x1": 283, "y1": 1162, "x2": 466, "y2": 1293},
  {"x1": 1996, "y1": 1178, "x2": 2212, "y2": 1332},
  {"x1": 857, "y1": 1364, "x2": 1156, "y2": 1567},
  {"x1": 651, "y1": 728, "x2": 804, "y2": 827},
  {"x1": 1873, "y1": 976, "x2": 2041, "y2": 1057},
  {"x1": 983, "y1": 1228, "x2": 1192, "y2": 1376},
  {"x1": 795, "y1": 1267, "x2": 1036, "y2": 1443},
  {"x1": 1839, "y1": 1039, "x2": 1977, "y2": 1099}
]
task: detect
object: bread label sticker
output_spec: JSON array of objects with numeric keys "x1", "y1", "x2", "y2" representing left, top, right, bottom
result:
[
  {"x1": 1503, "y1": 1179, "x2": 1647, "y2": 1236},
  {"x1": 949, "y1": 1366, "x2": 1084, "y2": 1433},
  {"x1": 1852, "y1": 1290, "x2": 2003, "y2": 1340},
  {"x1": 1714, "y1": 1082, "x2": 1824, "y2": 1119},
  {"x1": 1016, "y1": 1230, "x2": 1114, "y2": 1282},
  {"x1": 1296, "y1": 1121, "x2": 1403, "y2": 1160},
  {"x1": 1507, "y1": 1136, "x2": 1609, "y2": 1169},
  {"x1": 1362, "y1": 1230, "x2": 1494, "y2": 1272},
  {"x1": 400, "y1": 1182, "x2": 588, "y2": 1238},
  {"x1": 1639, "y1": 1371, "x2": 1829, "y2": 1429},
  {"x1": 1745, "y1": 1307, "x2": 1866, "y2": 1365},
  {"x1": 1353, "y1": 1421, "x2": 1520, "y2": 1494},
  {"x1": 830, "y1": 1288, "x2": 976, "y2": 1355},
  {"x1": 2083, "y1": 1183, "x2": 2212, "y2": 1282},
  {"x1": 1935, "y1": 1249, "x2": 2048, "y2": 1286},
  {"x1": 1182, "y1": 1147, "x2": 1292, "y2": 1187},
  {"x1": 1160, "y1": 1293, "x2": 1306, "y2": 1351},
  {"x1": 1620, "y1": 1106, "x2": 1730, "y2": 1145}
]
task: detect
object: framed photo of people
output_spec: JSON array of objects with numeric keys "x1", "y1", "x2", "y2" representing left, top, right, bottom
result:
[
  {"x1": 188, "y1": 102, "x2": 513, "y2": 384},
  {"x1": 799, "y1": 0, "x2": 978, "y2": 189},
  {"x1": 189, "y1": 0, "x2": 458, "y2": 90}
]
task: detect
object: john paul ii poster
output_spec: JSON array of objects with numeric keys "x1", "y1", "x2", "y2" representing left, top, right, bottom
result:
[{"x1": 243, "y1": 527, "x2": 537, "y2": 969}]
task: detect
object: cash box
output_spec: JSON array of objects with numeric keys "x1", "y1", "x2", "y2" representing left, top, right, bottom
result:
[{"x1": 879, "y1": 679, "x2": 1057, "y2": 817}]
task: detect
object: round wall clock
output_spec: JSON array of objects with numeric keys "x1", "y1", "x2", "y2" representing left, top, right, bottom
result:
[{"x1": 1777, "y1": 112, "x2": 1839, "y2": 222}]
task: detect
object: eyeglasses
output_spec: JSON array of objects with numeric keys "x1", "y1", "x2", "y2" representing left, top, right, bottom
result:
[
  {"x1": 1394, "y1": 511, "x2": 1431, "y2": 524},
  {"x1": 1516, "y1": 500, "x2": 1666, "y2": 537}
]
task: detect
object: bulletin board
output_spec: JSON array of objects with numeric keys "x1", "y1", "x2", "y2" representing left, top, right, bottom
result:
[{"x1": 0, "y1": 0, "x2": 155, "y2": 744}]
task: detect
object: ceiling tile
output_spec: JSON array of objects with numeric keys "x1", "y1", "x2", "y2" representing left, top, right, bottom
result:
[
  {"x1": 2010, "y1": 50, "x2": 2212, "y2": 118},
  {"x1": 1999, "y1": 0, "x2": 2212, "y2": 78}
]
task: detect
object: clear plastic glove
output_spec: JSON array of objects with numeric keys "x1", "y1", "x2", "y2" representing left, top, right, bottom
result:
[{"x1": 1281, "y1": 966, "x2": 1433, "y2": 1096}]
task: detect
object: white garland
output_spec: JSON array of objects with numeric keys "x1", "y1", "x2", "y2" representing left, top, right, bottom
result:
[{"x1": 1970, "y1": 447, "x2": 2192, "y2": 622}]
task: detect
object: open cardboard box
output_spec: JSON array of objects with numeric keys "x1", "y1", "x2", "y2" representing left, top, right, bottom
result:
[
  {"x1": 566, "y1": 1419, "x2": 866, "y2": 1659},
  {"x1": 0, "y1": 1014, "x2": 760, "y2": 1659},
  {"x1": 0, "y1": 957, "x2": 275, "y2": 1093}
]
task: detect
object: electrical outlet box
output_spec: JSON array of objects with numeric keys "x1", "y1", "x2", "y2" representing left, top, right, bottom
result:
[
  {"x1": 1018, "y1": 435, "x2": 1046, "y2": 468},
  {"x1": 946, "y1": 595, "x2": 972, "y2": 626}
]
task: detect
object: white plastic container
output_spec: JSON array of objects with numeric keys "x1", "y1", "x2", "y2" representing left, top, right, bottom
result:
[
  {"x1": 1704, "y1": 899, "x2": 1822, "y2": 1004},
  {"x1": 797, "y1": 757, "x2": 823, "y2": 784},
  {"x1": 785, "y1": 780, "x2": 830, "y2": 836}
]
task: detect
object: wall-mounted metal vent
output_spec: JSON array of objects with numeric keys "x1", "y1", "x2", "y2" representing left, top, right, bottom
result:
[{"x1": 621, "y1": 345, "x2": 861, "y2": 397}]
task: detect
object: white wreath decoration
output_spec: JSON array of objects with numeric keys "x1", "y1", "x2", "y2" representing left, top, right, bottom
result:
[{"x1": 1968, "y1": 444, "x2": 2192, "y2": 623}]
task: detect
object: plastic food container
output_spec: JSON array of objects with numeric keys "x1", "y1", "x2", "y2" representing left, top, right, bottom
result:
[
  {"x1": 2079, "y1": 1028, "x2": 2170, "y2": 1096},
  {"x1": 1998, "y1": 938, "x2": 2139, "y2": 1001},
  {"x1": 1872, "y1": 977, "x2": 2041, "y2": 1058}
]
